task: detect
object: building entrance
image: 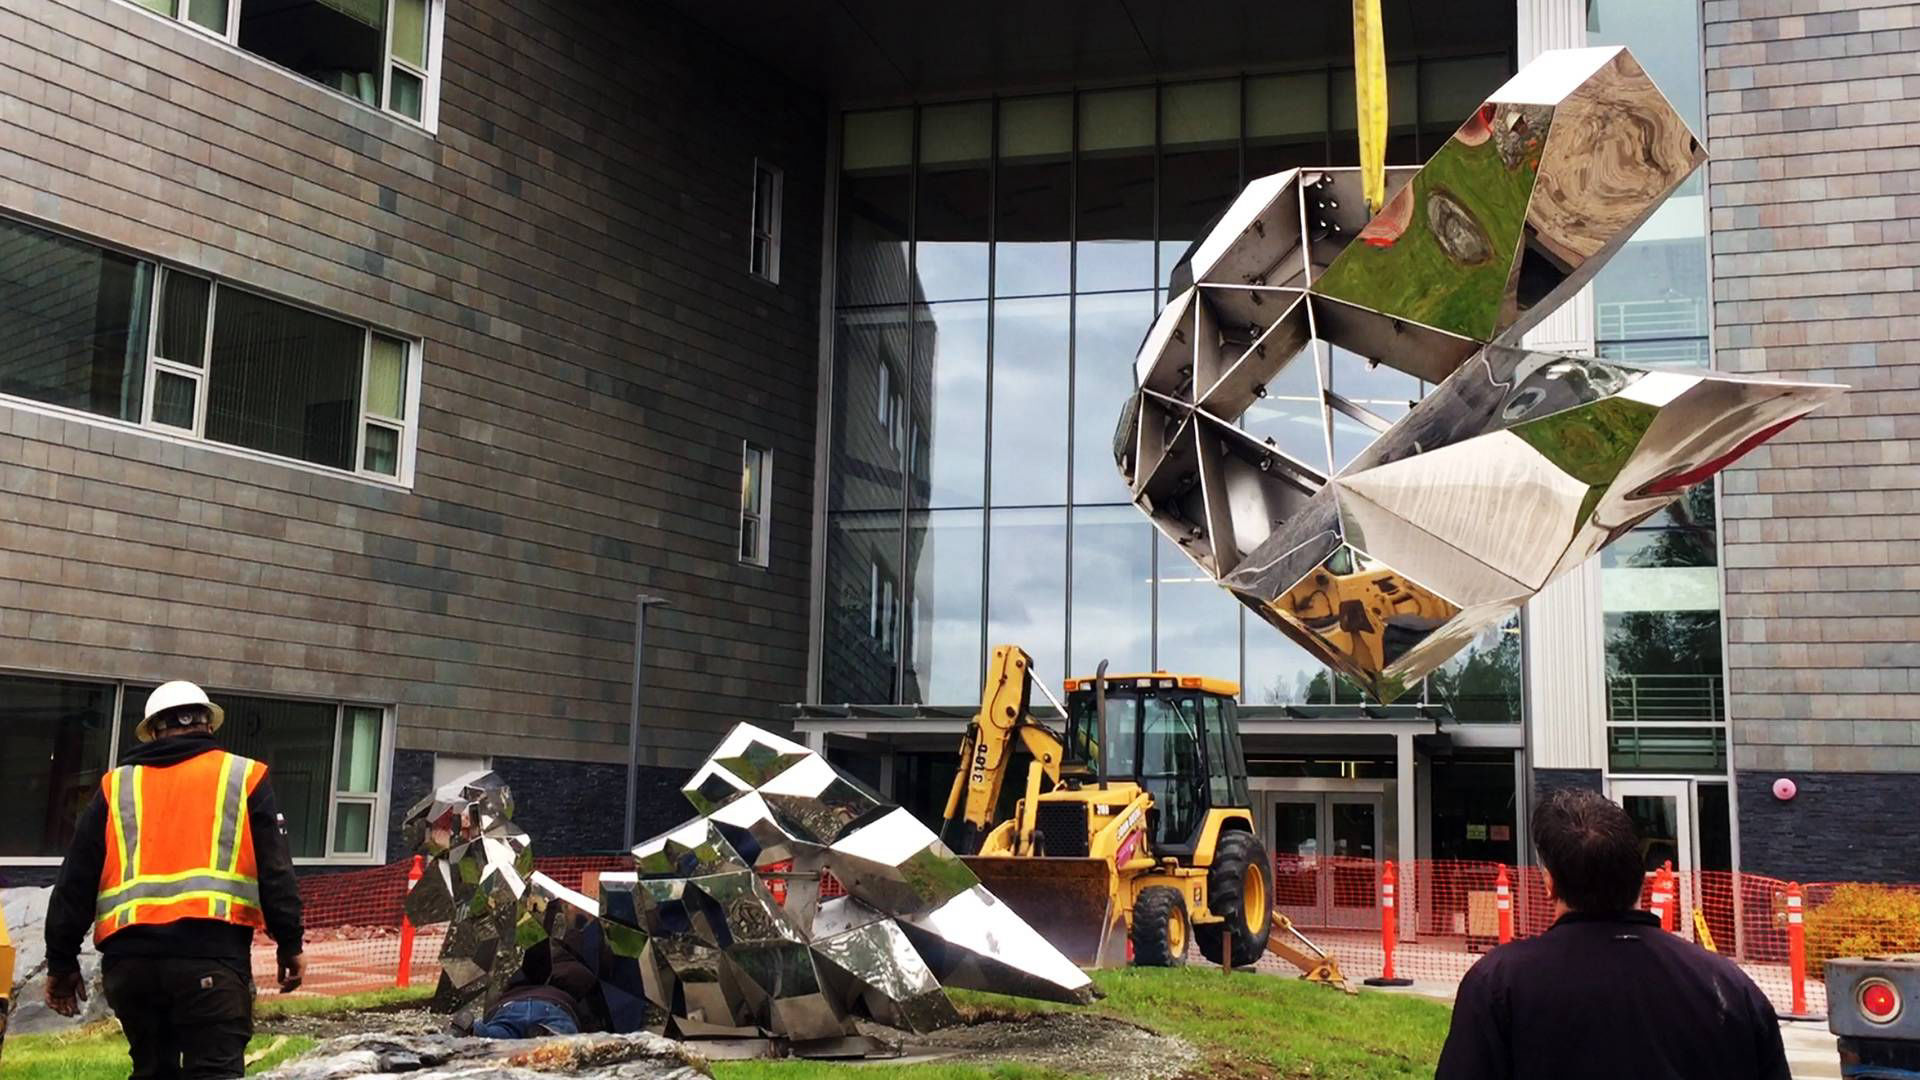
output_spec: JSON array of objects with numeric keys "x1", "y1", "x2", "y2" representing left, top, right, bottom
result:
[{"x1": 1266, "y1": 791, "x2": 1383, "y2": 929}]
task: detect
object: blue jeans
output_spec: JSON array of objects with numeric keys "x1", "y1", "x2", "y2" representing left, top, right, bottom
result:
[{"x1": 473, "y1": 999, "x2": 580, "y2": 1039}]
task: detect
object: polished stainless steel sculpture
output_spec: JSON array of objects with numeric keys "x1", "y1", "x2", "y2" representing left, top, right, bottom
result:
[
  {"x1": 1116, "y1": 46, "x2": 1843, "y2": 702},
  {"x1": 600, "y1": 723, "x2": 1095, "y2": 1045},
  {"x1": 407, "y1": 728, "x2": 1094, "y2": 1049},
  {"x1": 402, "y1": 769, "x2": 560, "y2": 1012}
]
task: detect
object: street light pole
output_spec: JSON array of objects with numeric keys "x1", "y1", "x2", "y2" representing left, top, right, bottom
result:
[{"x1": 624, "y1": 592, "x2": 671, "y2": 850}]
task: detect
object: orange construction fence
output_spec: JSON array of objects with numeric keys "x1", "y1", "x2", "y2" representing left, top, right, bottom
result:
[
  {"x1": 261, "y1": 854, "x2": 1920, "y2": 1015},
  {"x1": 1258, "y1": 855, "x2": 1920, "y2": 1016}
]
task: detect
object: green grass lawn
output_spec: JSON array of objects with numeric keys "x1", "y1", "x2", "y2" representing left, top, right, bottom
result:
[
  {"x1": 715, "y1": 967, "x2": 1452, "y2": 1080},
  {"x1": 2, "y1": 972, "x2": 1450, "y2": 1080},
  {"x1": 1, "y1": 1025, "x2": 313, "y2": 1079}
]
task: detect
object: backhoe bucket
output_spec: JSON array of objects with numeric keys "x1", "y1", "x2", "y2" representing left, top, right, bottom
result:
[{"x1": 964, "y1": 856, "x2": 1121, "y2": 968}]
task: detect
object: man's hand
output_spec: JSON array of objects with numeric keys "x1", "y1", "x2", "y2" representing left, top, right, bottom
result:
[
  {"x1": 45, "y1": 971, "x2": 87, "y2": 1017},
  {"x1": 278, "y1": 953, "x2": 306, "y2": 994}
]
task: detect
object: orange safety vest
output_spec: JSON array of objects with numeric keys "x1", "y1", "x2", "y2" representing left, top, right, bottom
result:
[{"x1": 94, "y1": 749, "x2": 268, "y2": 943}]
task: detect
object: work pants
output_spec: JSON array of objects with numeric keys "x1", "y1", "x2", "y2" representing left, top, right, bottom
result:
[{"x1": 103, "y1": 955, "x2": 254, "y2": 1080}]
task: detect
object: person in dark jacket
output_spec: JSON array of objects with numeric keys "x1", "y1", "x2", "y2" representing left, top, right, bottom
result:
[
  {"x1": 1435, "y1": 789, "x2": 1789, "y2": 1080},
  {"x1": 473, "y1": 926, "x2": 608, "y2": 1038},
  {"x1": 44, "y1": 681, "x2": 305, "y2": 1080}
]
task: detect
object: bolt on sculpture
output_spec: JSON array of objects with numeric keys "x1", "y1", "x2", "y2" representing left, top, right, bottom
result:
[
  {"x1": 1115, "y1": 46, "x2": 1843, "y2": 702},
  {"x1": 404, "y1": 726, "x2": 1093, "y2": 1050}
]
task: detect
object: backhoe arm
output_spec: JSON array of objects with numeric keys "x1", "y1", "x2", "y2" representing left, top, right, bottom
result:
[{"x1": 939, "y1": 645, "x2": 1064, "y2": 854}]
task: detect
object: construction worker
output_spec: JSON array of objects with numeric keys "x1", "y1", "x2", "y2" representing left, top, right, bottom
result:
[{"x1": 43, "y1": 681, "x2": 305, "y2": 1080}]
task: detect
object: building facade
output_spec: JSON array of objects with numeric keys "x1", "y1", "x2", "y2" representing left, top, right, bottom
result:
[{"x1": 1, "y1": 0, "x2": 1915, "y2": 898}]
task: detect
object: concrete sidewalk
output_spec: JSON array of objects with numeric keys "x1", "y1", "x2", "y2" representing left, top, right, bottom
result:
[{"x1": 1361, "y1": 975, "x2": 1839, "y2": 1078}]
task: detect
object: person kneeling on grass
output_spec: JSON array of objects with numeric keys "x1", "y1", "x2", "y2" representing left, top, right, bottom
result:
[{"x1": 472, "y1": 932, "x2": 608, "y2": 1039}]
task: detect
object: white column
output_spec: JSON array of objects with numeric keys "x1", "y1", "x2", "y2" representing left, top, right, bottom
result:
[
  {"x1": 1397, "y1": 731, "x2": 1417, "y2": 942},
  {"x1": 1517, "y1": 0, "x2": 1608, "y2": 774},
  {"x1": 803, "y1": 730, "x2": 827, "y2": 755}
]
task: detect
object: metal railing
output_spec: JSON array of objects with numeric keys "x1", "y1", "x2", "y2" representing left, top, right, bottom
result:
[
  {"x1": 1606, "y1": 673, "x2": 1725, "y2": 726},
  {"x1": 1597, "y1": 298, "x2": 1705, "y2": 340}
]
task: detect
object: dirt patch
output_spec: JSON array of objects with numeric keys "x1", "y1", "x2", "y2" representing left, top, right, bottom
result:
[
  {"x1": 870, "y1": 1012, "x2": 1200, "y2": 1080},
  {"x1": 259, "y1": 1004, "x2": 443, "y2": 1040}
]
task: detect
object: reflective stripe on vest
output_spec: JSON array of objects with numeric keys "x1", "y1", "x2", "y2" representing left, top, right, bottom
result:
[{"x1": 94, "y1": 750, "x2": 265, "y2": 940}]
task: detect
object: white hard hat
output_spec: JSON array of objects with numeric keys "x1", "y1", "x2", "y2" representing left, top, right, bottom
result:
[{"x1": 137, "y1": 680, "x2": 226, "y2": 743}]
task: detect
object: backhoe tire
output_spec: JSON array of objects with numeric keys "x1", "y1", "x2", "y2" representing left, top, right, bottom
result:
[
  {"x1": 1199, "y1": 830, "x2": 1274, "y2": 968},
  {"x1": 1131, "y1": 886, "x2": 1190, "y2": 968}
]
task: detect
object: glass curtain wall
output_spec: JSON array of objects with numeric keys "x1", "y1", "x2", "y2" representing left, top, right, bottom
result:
[
  {"x1": 1588, "y1": 1, "x2": 1727, "y2": 771},
  {"x1": 824, "y1": 56, "x2": 1515, "y2": 712}
]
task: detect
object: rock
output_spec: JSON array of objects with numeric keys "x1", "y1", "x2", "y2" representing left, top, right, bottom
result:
[
  {"x1": 255, "y1": 1033, "x2": 711, "y2": 1080},
  {"x1": 4, "y1": 886, "x2": 113, "y2": 1035}
]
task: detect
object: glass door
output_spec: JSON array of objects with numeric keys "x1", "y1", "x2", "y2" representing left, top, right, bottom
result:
[
  {"x1": 1608, "y1": 778, "x2": 1695, "y2": 940},
  {"x1": 1327, "y1": 794, "x2": 1383, "y2": 929},
  {"x1": 1270, "y1": 797, "x2": 1323, "y2": 926}
]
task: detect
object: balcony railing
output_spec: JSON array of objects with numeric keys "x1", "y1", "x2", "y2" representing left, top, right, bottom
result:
[{"x1": 1607, "y1": 673, "x2": 1725, "y2": 726}]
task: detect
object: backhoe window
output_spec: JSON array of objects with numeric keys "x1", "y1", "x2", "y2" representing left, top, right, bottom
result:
[
  {"x1": 1065, "y1": 689, "x2": 1138, "y2": 777},
  {"x1": 1142, "y1": 692, "x2": 1203, "y2": 846}
]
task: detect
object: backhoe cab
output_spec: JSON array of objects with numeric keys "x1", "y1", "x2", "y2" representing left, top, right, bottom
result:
[{"x1": 942, "y1": 645, "x2": 1309, "y2": 977}]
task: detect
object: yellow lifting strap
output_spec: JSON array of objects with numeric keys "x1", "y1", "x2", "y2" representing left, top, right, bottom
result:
[
  {"x1": 1352, "y1": 0, "x2": 1388, "y2": 212},
  {"x1": 0, "y1": 900, "x2": 16, "y2": 1060}
]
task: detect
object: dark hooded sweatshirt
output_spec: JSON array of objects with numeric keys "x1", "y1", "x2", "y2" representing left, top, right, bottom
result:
[{"x1": 44, "y1": 732, "x2": 304, "y2": 976}]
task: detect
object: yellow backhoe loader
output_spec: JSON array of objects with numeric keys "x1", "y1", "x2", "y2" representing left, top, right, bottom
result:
[{"x1": 940, "y1": 645, "x2": 1351, "y2": 990}]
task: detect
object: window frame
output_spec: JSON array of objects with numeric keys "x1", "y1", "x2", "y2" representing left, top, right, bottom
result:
[
  {"x1": 116, "y1": 0, "x2": 446, "y2": 131},
  {"x1": 0, "y1": 213, "x2": 423, "y2": 489},
  {"x1": 0, "y1": 670, "x2": 395, "y2": 866},
  {"x1": 739, "y1": 441, "x2": 772, "y2": 568},
  {"x1": 750, "y1": 160, "x2": 784, "y2": 284}
]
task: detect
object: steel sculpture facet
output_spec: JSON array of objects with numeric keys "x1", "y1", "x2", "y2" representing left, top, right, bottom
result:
[
  {"x1": 1116, "y1": 46, "x2": 1843, "y2": 702},
  {"x1": 406, "y1": 727, "x2": 1094, "y2": 1049}
]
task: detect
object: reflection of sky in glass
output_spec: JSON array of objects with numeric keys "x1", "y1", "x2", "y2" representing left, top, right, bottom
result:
[
  {"x1": 987, "y1": 507, "x2": 1067, "y2": 684},
  {"x1": 1427, "y1": 613, "x2": 1522, "y2": 724},
  {"x1": 1245, "y1": 625, "x2": 1325, "y2": 705},
  {"x1": 916, "y1": 302, "x2": 987, "y2": 509},
  {"x1": 1073, "y1": 291, "x2": 1156, "y2": 506},
  {"x1": 989, "y1": 296, "x2": 1071, "y2": 506},
  {"x1": 1239, "y1": 339, "x2": 1326, "y2": 473},
  {"x1": 1155, "y1": 533, "x2": 1243, "y2": 681},
  {"x1": 907, "y1": 510, "x2": 983, "y2": 704},
  {"x1": 915, "y1": 242, "x2": 989, "y2": 302},
  {"x1": 1069, "y1": 506, "x2": 1152, "y2": 675}
]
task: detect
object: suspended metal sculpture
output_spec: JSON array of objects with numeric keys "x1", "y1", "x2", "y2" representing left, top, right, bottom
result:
[
  {"x1": 405, "y1": 727, "x2": 1094, "y2": 1051},
  {"x1": 1115, "y1": 46, "x2": 1843, "y2": 702}
]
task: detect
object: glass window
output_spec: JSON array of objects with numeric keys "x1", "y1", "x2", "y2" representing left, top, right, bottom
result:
[
  {"x1": 0, "y1": 675, "x2": 115, "y2": 857},
  {"x1": 1156, "y1": 532, "x2": 1244, "y2": 681},
  {"x1": 739, "y1": 442, "x2": 771, "y2": 566},
  {"x1": 1246, "y1": 71, "x2": 1328, "y2": 177},
  {"x1": 824, "y1": 511, "x2": 903, "y2": 703},
  {"x1": 205, "y1": 286, "x2": 365, "y2": 471},
  {"x1": 995, "y1": 95, "x2": 1072, "y2": 298},
  {"x1": 1245, "y1": 628, "x2": 1328, "y2": 705},
  {"x1": 750, "y1": 162, "x2": 783, "y2": 284},
  {"x1": 1608, "y1": 726, "x2": 1727, "y2": 773},
  {"x1": 1241, "y1": 340, "x2": 1328, "y2": 474},
  {"x1": 1072, "y1": 290, "x2": 1156, "y2": 506},
  {"x1": 337, "y1": 706, "x2": 382, "y2": 794},
  {"x1": 913, "y1": 301, "x2": 988, "y2": 510},
  {"x1": 1590, "y1": 0, "x2": 1708, "y2": 367},
  {"x1": 186, "y1": 0, "x2": 227, "y2": 33},
  {"x1": 1069, "y1": 506, "x2": 1153, "y2": 676},
  {"x1": 916, "y1": 103, "x2": 992, "y2": 302},
  {"x1": 157, "y1": 271, "x2": 211, "y2": 368},
  {"x1": 1141, "y1": 691, "x2": 1204, "y2": 845},
  {"x1": 988, "y1": 296, "x2": 1071, "y2": 506},
  {"x1": 1076, "y1": 88, "x2": 1157, "y2": 293},
  {"x1": 0, "y1": 215, "x2": 152, "y2": 422},
  {"x1": 1203, "y1": 696, "x2": 1235, "y2": 805},
  {"x1": 118, "y1": 689, "x2": 365, "y2": 860},
  {"x1": 839, "y1": 110, "x2": 914, "y2": 308},
  {"x1": 1428, "y1": 613, "x2": 1523, "y2": 724},
  {"x1": 152, "y1": 369, "x2": 198, "y2": 430},
  {"x1": 238, "y1": 1, "x2": 387, "y2": 106},
  {"x1": 830, "y1": 307, "x2": 911, "y2": 512},
  {"x1": 389, "y1": 0, "x2": 427, "y2": 68},
  {"x1": 1161, "y1": 81, "x2": 1242, "y2": 278},
  {"x1": 1332, "y1": 62, "x2": 1420, "y2": 165},
  {"x1": 987, "y1": 506, "x2": 1067, "y2": 685},
  {"x1": 905, "y1": 509, "x2": 985, "y2": 704}
]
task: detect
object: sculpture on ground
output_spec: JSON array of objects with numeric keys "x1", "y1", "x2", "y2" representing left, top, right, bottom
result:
[
  {"x1": 1116, "y1": 45, "x2": 1843, "y2": 702},
  {"x1": 403, "y1": 725, "x2": 1093, "y2": 1051}
]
